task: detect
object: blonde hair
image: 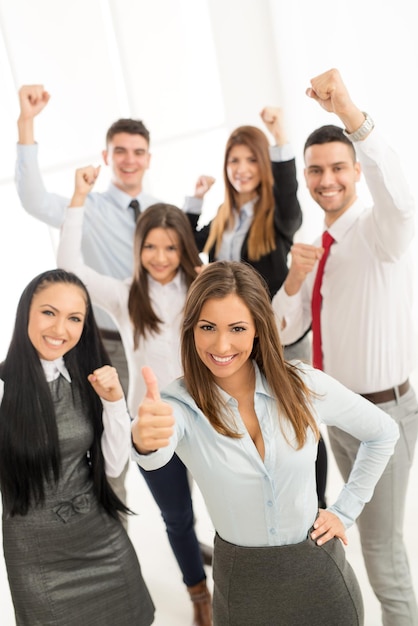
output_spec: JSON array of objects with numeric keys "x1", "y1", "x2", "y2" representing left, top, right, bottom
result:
[{"x1": 203, "y1": 126, "x2": 275, "y2": 261}]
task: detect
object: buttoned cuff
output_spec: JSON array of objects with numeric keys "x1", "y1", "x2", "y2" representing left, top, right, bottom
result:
[
  {"x1": 269, "y1": 143, "x2": 294, "y2": 162},
  {"x1": 183, "y1": 196, "x2": 203, "y2": 214}
]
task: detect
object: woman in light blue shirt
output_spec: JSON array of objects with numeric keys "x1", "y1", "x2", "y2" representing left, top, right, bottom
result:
[{"x1": 132, "y1": 261, "x2": 399, "y2": 626}]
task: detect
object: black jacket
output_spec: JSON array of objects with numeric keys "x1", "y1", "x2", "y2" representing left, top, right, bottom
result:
[{"x1": 189, "y1": 158, "x2": 302, "y2": 298}]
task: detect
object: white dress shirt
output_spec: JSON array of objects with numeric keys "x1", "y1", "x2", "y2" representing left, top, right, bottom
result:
[
  {"x1": 273, "y1": 129, "x2": 416, "y2": 394},
  {"x1": 134, "y1": 362, "x2": 399, "y2": 546},
  {"x1": 0, "y1": 357, "x2": 131, "y2": 478},
  {"x1": 57, "y1": 206, "x2": 187, "y2": 417}
]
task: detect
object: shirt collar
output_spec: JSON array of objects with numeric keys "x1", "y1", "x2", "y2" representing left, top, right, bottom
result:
[
  {"x1": 217, "y1": 361, "x2": 274, "y2": 407},
  {"x1": 147, "y1": 268, "x2": 185, "y2": 292},
  {"x1": 40, "y1": 357, "x2": 71, "y2": 383},
  {"x1": 254, "y1": 362, "x2": 275, "y2": 398},
  {"x1": 234, "y1": 197, "x2": 257, "y2": 220},
  {"x1": 326, "y1": 198, "x2": 366, "y2": 243},
  {"x1": 106, "y1": 182, "x2": 144, "y2": 211}
]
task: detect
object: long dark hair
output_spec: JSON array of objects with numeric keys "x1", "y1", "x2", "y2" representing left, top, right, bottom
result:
[
  {"x1": 181, "y1": 261, "x2": 319, "y2": 445},
  {"x1": 0, "y1": 269, "x2": 129, "y2": 518},
  {"x1": 128, "y1": 203, "x2": 202, "y2": 348}
]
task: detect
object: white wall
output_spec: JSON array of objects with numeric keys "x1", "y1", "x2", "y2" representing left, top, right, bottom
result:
[{"x1": 268, "y1": 0, "x2": 418, "y2": 238}]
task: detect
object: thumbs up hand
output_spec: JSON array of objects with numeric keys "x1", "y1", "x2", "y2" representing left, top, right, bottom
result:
[{"x1": 132, "y1": 366, "x2": 175, "y2": 454}]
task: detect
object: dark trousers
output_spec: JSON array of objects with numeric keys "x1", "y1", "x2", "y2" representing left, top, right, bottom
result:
[
  {"x1": 283, "y1": 334, "x2": 328, "y2": 507},
  {"x1": 138, "y1": 454, "x2": 206, "y2": 587},
  {"x1": 316, "y1": 436, "x2": 328, "y2": 507}
]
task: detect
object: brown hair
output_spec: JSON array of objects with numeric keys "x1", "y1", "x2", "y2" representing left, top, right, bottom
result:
[
  {"x1": 105, "y1": 118, "x2": 150, "y2": 146},
  {"x1": 181, "y1": 261, "x2": 319, "y2": 446},
  {"x1": 304, "y1": 124, "x2": 356, "y2": 162},
  {"x1": 203, "y1": 126, "x2": 275, "y2": 261},
  {"x1": 128, "y1": 203, "x2": 202, "y2": 348}
]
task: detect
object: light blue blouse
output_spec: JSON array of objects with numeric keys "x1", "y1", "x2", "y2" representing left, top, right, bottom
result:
[{"x1": 134, "y1": 361, "x2": 399, "y2": 546}]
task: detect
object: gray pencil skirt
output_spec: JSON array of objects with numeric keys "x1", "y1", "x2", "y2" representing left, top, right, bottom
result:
[{"x1": 213, "y1": 533, "x2": 364, "y2": 626}]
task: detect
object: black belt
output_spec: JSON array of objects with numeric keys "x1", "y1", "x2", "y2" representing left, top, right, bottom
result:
[
  {"x1": 361, "y1": 380, "x2": 410, "y2": 404},
  {"x1": 284, "y1": 326, "x2": 311, "y2": 348},
  {"x1": 100, "y1": 329, "x2": 122, "y2": 342}
]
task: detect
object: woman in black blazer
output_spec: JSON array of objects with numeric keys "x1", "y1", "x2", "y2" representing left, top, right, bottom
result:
[{"x1": 192, "y1": 107, "x2": 302, "y2": 299}]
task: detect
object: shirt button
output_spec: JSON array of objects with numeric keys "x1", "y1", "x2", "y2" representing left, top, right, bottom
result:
[
  {"x1": 267, "y1": 500, "x2": 273, "y2": 507},
  {"x1": 269, "y1": 528, "x2": 276, "y2": 535}
]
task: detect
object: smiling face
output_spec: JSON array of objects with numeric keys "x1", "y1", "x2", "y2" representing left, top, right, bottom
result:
[
  {"x1": 140, "y1": 227, "x2": 181, "y2": 285},
  {"x1": 193, "y1": 293, "x2": 256, "y2": 391},
  {"x1": 226, "y1": 144, "x2": 261, "y2": 205},
  {"x1": 28, "y1": 283, "x2": 87, "y2": 361},
  {"x1": 102, "y1": 132, "x2": 151, "y2": 196},
  {"x1": 304, "y1": 141, "x2": 361, "y2": 226}
]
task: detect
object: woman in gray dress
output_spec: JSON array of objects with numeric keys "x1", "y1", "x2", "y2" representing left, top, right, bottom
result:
[{"x1": 0, "y1": 269, "x2": 154, "y2": 626}]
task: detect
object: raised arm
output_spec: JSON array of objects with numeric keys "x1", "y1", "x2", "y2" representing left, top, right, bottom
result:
[
  {"x1": 193, "y1": 175, "x2": 216, "y2": 200},
  {"x1": 307, "y1": 68, "x2": 415, "y2": 258},
  {"x1": 88, "y1": 365, "x2": 131, "y2": 478},
  {"x1": 260, "y1": 106, "x2": 289, "y2": 147},
  {"x1": 16, "y1": 84, "x2": 70, "y2": 227},
  {"x1": 306, "y1": 69, "x2": 366, "y2": 135},
  {"x1": 17, "y1": 84, "x2": 50, "y2": 144},
  {"x1": 283, "y1": 242, "x2": 323, "y2": 297},
  {"x1": 57, "y1": 165, "x2": 125, "y2": 314},
  {"x1": 260, "y1": 106, "x2": 302, "y2": 241},
  {"x1": 271, "y1": 241, "x2": 323, "y2": 345},
  {"x1": 182, "y1": 174, "x2": 216, "y2": 252},
  {"x1": 69, "y1": 165, "x2": 100, "y2": 208}
]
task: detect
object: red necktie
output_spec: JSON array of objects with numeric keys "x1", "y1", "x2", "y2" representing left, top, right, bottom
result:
[{"x1": 312, "y1": 231, "x2": 334, "y2": 370}]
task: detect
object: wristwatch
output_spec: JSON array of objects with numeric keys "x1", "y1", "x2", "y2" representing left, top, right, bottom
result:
[{"x1": 343, "y1": 112, "x2": 374, "y2": 142}]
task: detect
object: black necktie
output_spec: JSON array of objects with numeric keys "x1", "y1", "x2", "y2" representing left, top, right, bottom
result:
[{"x1": 129, "y1": 199, "x2": 140, "y2": 222}]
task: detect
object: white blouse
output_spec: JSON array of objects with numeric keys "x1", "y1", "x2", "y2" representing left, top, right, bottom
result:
[{"x1": 57, "y1": 206, "x2": 187, "y2": 417}]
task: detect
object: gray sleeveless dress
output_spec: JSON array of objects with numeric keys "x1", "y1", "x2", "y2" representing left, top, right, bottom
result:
[{"x1": 2, "y1": 376, "x2": 155, "y2": 625}]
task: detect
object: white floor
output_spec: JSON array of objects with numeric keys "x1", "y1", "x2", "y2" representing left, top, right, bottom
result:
[{"x1": 1, "y1": 377, "x2": 418, "y2": 626}]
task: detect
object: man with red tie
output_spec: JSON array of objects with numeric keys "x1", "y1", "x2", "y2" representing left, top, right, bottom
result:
[{"x1": 273, "y1": 68, "x2": 417, "y2": 626}]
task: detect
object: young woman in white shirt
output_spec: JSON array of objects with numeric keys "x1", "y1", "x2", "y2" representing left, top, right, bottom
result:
[
  {"x1": 132, "y1": 260, "x2": 400, "y2": 626},
  {"x1": 0, "y1": 269, "x2": 154, "y2": 625},
  {"x1": 57, "y1": 166, "x2": 211, "y2": 626}
]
